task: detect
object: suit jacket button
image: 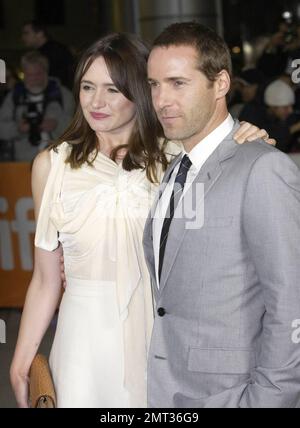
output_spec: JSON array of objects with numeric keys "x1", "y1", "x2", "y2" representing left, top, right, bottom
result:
[{"x1": 157, "y1": 307, "x2": 166, "y2": 317}]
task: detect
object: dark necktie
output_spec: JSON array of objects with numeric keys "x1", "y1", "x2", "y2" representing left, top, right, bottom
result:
[{"x1": 159, "y1": 154, "x2": 193, "y2": 281}]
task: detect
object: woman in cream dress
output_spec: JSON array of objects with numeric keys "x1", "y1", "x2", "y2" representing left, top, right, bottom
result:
[
  {"x1": 10, "y1": 32, "x2": 273, "y2": 408},
  {"x1": 36, "y1": 142, "x2": 170, "y2": 407}
]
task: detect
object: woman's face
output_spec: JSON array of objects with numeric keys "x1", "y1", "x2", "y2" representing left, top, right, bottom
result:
[{"x1": 80, "y1": 56, "x2": 137, "y2": 137}]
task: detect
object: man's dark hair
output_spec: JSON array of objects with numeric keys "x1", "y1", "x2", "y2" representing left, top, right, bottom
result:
[
  {"x1": 152, "y1": 21, "x2": 232, "y2": 82},
  {"x1": 24, "y1": 20, "x2": 49, "y2": 38}
]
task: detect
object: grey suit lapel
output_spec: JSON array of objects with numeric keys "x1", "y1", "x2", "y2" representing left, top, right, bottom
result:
[{"x1": 159, "y1": 123, "x2": 241, "y2": 293}]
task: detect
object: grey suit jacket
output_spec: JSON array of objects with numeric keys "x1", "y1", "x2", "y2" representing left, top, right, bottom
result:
[{"x1": 143, "y1": 122, "x2": 300, "y2": 408}]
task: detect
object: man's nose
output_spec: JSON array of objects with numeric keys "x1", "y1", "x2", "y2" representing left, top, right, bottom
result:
[{"x1": 155, "y1": 86, "x2": 172, "y2": 111}]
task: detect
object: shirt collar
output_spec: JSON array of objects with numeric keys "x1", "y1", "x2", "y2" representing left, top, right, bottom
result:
[{"x1": 183, "y1": 114, "x2": 235, "y2": 171}]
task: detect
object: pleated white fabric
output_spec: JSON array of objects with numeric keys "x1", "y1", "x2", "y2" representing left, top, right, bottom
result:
[{"x1": 34, "y1": 141, "x2": 181, "y2": 408}]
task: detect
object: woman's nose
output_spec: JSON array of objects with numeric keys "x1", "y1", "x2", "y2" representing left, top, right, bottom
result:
[{"x1": 91, "y1": 90, "x2": 106, "y2": 109}]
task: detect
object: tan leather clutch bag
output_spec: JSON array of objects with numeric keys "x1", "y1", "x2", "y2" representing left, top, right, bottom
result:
[{"x1": 29, "y1": 354, "x2": 56, "y2": 408}]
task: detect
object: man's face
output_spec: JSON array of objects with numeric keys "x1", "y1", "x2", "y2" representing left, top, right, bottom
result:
[
  {"x1": 22, "y1": 25, "x2": 39, "y2": 48},
  {"x1": 147, "y1": 45, "x2": 218, "y2": 149},
  {"x1": 23, "y1": 64, "x2": 48, "y2": 93}
]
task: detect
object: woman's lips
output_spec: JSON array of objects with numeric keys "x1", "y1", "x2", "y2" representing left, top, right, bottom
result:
[{"x1": 90, "y1": 112, "x2": 110, "y2": 120}]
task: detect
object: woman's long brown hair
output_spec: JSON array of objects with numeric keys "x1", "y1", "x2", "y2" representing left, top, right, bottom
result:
[{"x1": 51, "y1": 33, "x2": 168, "y2": 183}]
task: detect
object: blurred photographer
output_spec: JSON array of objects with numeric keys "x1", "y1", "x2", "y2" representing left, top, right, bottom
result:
[
  {"x1": 0, "y1": 51, "x2": 74, "y2": 161},
  {"x1": 0, "y1": 65, "x2": 18, "y2": 107},
  {"x1": 258, "y1": 18, "x2": 297, "y2": 78}
]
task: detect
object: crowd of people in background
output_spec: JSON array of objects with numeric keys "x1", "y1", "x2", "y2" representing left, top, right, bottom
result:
[
  {"x1": 0, "y1": 20, "x2": 75, "y2": 162},
  {"x1": 2, "y1": 17, "x2": 300, "y2": 162},
  {"x1": 229, "y1": 18, "x2": 300, "y2": 153}
]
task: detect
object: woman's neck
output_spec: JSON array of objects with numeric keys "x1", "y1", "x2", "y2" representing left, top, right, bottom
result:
[
  {"x1": 96, "y1": 134, "x2": 129, "y2": 162},
  {"x1": 96, "y1": 126, "x2": 135, "y2": 157}
]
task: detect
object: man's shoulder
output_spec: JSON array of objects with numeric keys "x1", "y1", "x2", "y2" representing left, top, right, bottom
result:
[
  {"x1": 234, "y1": 138, "x2": 278, "y2": 162},
  {"x1": 235, "y1": 140, "x2": 300, "y2": 181}
]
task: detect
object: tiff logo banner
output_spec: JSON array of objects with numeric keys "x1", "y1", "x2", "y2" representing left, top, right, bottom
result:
[
  {"x1": 0, "y1": 319, "x2": 6, "y2": 344},
  {"x1": 0, "y1": 197, "x2": 35, "y2": 271},
  {"x1": 0, "y1": 59, "x2": 5, "y2": 83}
]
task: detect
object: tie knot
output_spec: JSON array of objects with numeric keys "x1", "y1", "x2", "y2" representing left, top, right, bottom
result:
[{"x1": 181, "y1": 154, "x2": 192, "y2": 170}]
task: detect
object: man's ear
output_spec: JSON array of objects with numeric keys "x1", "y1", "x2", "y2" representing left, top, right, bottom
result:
[{"x1": 215, "y1": 70, "x2": 231, "y2": 99}]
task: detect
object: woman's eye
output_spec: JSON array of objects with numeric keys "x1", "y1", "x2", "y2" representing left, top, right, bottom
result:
[
  {"x1": 108, "y1": 88, "x2": 119, "y2": 93},
  {"x1": 82, "y1": 85, "x2": 93, "y2": 91}
]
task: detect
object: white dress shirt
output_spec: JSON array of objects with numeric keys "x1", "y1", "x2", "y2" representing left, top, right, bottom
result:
[{"x1": 153, "y1": 114, "x2": 235, "y2": 288}]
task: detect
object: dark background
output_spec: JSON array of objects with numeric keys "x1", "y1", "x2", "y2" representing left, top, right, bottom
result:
[{"x1": 0, "y1": 0, "x2": 300, "y2": 77}]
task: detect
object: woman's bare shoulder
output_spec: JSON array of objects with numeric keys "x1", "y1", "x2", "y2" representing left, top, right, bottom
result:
[
  {"x1": 32, "y1": 150, "x2": 51, "y2": 175},
  {"x1": 32, "y1": 142, "x2": 69, "y2": 180},
  {"x1": 31, "y1": 150, "x2": 52, "y2": 218}
]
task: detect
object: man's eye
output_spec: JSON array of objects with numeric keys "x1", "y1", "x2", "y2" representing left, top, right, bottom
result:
[{"x1": 174, "y1": 81, "x2": 185, "y2": 87}]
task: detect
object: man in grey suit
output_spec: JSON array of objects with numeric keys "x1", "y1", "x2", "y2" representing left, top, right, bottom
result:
[{"x1": 143, "y1": 22, "x2": 300, "y2": 408}]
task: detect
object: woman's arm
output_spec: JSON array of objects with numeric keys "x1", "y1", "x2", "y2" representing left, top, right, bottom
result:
[{"x1": 10, "y1": 150, "x2": 63, "y2": 408}]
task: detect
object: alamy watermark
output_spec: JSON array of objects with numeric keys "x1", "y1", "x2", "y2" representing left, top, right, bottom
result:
[
  {"x1": 0, "y1": 59, "x2": 5, "y2": 83},
  {"x1": 292, "y1": 319, "x2": 300, "y2": 344},
  {"x1": 292, "y1": 60, "x2": 300, "y2": 84},
  {"x1": 152, "y1": 182, "x2": 205, "y2": 230},
  {"x1": 70, "y1": 180, "x2": 205, "y2": 229},
  {"x1": 0, "y1": 60, "x2": 8, "y2": 345},
  {"x1": 0, "y1": 61, "x2": 7, "y2": 344},
  {"x1": 0, "y1": 319, "x2": 6, "y2": 344}
]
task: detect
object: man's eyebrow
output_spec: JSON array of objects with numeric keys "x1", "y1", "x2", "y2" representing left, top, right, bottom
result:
[
  {"x1": 166, "y1": 76, "x2": 191, "y2": 82},
  {"x1": 148, "y1": 76, "x2": 191, "y2": 82}
]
